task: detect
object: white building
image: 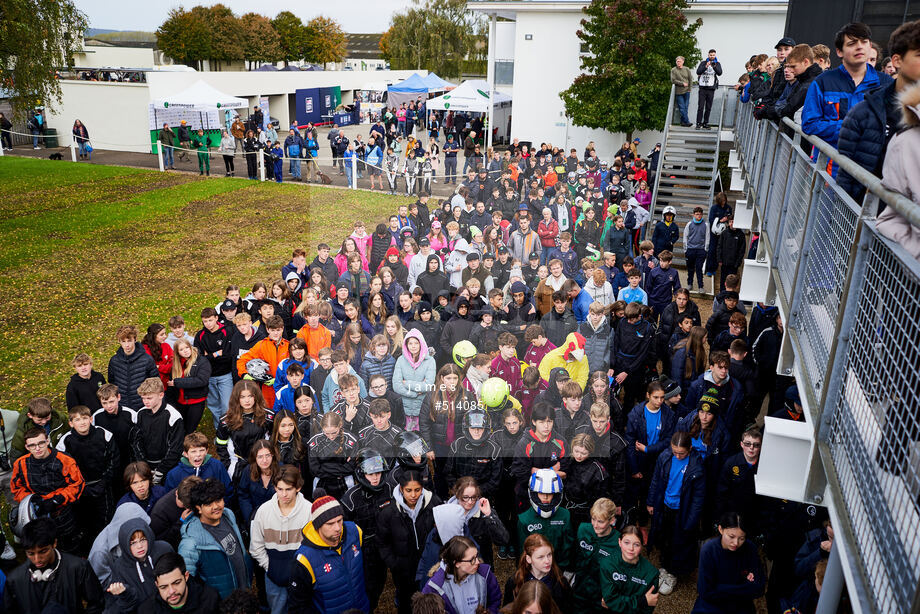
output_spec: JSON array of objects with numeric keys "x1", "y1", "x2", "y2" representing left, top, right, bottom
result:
[{"x1": 469, "y1": 0, "x2": 788, "y2": 161}]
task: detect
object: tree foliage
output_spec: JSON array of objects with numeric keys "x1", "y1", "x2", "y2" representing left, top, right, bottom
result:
[
  {"x1": 305, "y1": 16, "x2": 347, "y2": 65},
  {"x1": 560, "y1": 0, "x2": 701, "y2": 135},
  {"x1": 206, "y1": 4, "x2": 245, "y2": 68},
  {"x1": 271, "y1": 11, "x2": 309, "y2": 66},
  {"x1": 382, "y1": 0, "x2": 486, "y2": 79},
  {"x1": 156, "y1": 7, "x2": 212, "y2": 70},
  {"x1": 240, "y1": 13, "x2": 281, "y2": 69},
  {"x1": 0, "y1": 0, "x2": 88, "y2": 116}
]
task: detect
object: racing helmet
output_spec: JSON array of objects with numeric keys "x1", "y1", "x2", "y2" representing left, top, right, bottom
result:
[
  {"x1": 9, "y1": 494, "x2": 40, "y2": 540},
  {"x1": 662, "y1": 205, "x2": 676, "y2": 218},
  {"x1": 245, "y1": 358, "x2": 272, "y2": 383},
  {"x1": 354, "y1": 448, "x2": 390, "y2": 492},
  {"x1": 462, "y1": 409, "x2": 491, "y2": 446},
  {"x1": 452, "y1": 340, "x2": 477, "y2": 368},
  {"x1": 480, "y1": 377, "x2": 510, "y2": 411},
  {"x1": 528, "y1": 468, "x2": 563, "y2": 519},
  {"x1": 394, "y1": 430, "x2": 430, "y2": 471}
]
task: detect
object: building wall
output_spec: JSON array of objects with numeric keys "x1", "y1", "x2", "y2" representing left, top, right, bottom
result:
[
  {"x1": 504, "y1": 6, "x2": 785, "y2": 161},
  {"x1": 46, "y1": 81, "x2": 151, "y2": 153},
  {"x1": 74, "y1": 45, "x2": 157, "y2": 69}
]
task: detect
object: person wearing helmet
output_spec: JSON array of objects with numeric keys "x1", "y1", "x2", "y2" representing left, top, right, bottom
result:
[
  {"x1": 342, "y1": 448, "x2": 392, "y2": 610},
  {"x1": 384, "y1": 430, "x2": 433, "y2": 492},
  {"x1": 236, "y1": 315, "x2": 289, "y2": 408},
  {"x1": 516, "y1": 468, "x2": 573, "y2": 570},
  {"x1": 451, "y1": 339, "x2": 477, "y2": 369},
  {"x1": 479, "y1": 376, "x2": 522, "y2": 422},
  {"x1": 444, "y1": 410, "x2": 502, "y2": 499},
  {"x1": 652, "y1": 206, "x2": 681, "y2": 256}
]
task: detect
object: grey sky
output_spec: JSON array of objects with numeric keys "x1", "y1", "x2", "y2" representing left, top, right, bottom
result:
[{"x1": 75, "y1": 0, "x2": 409, "y2": 33}]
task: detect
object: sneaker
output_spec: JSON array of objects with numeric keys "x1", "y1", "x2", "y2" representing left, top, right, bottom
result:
[
  {"x1": 1, "y1": 541, "x2": 15, "y2": 560},
  {"x1": 658, "y1": 569, "x2": 676, "y2": 595},
  {"x1": 33, "y1": 146, "x2": 40, "y2": 149}
]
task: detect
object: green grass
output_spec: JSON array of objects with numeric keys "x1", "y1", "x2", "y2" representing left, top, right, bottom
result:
[{"x1": 0, "y1": 156, "x2": 411, "y2": 410}]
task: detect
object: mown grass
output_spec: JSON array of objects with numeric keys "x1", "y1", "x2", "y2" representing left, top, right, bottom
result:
[{"x1": 0, "y1": 156, "x2": 412, "y2": 411}]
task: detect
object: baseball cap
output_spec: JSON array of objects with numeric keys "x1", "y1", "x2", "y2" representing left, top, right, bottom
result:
[
  {"x1": 775, "y1": 36, "x2": 795, "y2": 48},
  {"x1": 418, "y1": 237, "x2": 431, "y2": 246},
  {"x1": 221, "y1": 299, "x2": 237, "y2": 312}
]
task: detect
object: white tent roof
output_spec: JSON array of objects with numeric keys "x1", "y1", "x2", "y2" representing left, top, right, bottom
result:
[
  {"x1": 151, "y1": 80, "x2": 247, "y2": 110},
  {"x1": 426, "y1": 80, "x2": 510, "y2": 112},
  {"x1": 360, "y1": 81, "x2": 392, "y2": 92}
]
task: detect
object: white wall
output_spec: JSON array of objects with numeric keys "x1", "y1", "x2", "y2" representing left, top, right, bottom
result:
[
  {"x1": 46, "y1": 81, "x2": 151, "y2": 153},
  {"x1": 690, "y1": 9, "x2": 787, "y2": 83},
  {"x1": 503, "y1": 6, "x2": 785, "y2": 161},
  {"x1": 74, "y1": 45, "x2": 157, "y2": 69},
  {"x1": 495, "y1": 21, "x2": 516, "y2": 58}
]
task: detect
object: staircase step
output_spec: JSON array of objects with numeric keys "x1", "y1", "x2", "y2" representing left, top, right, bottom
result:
[
  {"x1": 658, "y1": 178, "x2": 713, "y2": 187},
  {"x1": 658, "y1": 168, "x2": 715, "y2": 178}
]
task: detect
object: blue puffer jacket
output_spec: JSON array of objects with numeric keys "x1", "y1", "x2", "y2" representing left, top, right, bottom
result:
[
  {"x1": 288, "y1": 520, "x2": 370, "y2": 614},
  {"x1": 801, "y1": 63, "x2": 891, "y2": 148},
  {"x1": 164, "y1": 455, "x2": 234, "y2": 502},
  {"x1": 178, "y1": 509, "x2": 252, "y2": 599},
  {"x1": 836, "y1": 79, "x2": 898, "y2": 200}
]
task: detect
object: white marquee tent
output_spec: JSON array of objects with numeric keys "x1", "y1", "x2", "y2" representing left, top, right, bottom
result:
[
  {"x1": 151, "y1": 80, "x2": 247, "y2": 110},
  {"x1": 425, "y1": 79, "x2": 510, "y2": 112}
]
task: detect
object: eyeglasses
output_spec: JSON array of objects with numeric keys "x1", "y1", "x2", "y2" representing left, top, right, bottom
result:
[
  {"x1": 459, "y1": 495, "x2": 478, "y2": 502},
  {"x1": 459, "y1": 554, "x2": 482, "y2": 564},
  {"x1": 371, "y1": 384, "x2": 387, "y2": 390},
  {"x1": 25, "y1": 441, "x2": 48, "y2": 450},
  {"x1": 741, "y1": 441, "x2": 762, "y2": 449},
  {"x1": 130, "y1": 537, "x2": 148, "y2": 547}
]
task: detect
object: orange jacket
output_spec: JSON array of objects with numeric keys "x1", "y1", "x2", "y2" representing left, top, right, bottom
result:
[
  {"x1": 11, "y1": 449, "x2": 85, "y2": 505},
  {"x1": 297, "y1": 324, "x2": 333, "y2": 361},
  {"x1": 237, "y1": 337, "x2": 290, "y2": 407}
]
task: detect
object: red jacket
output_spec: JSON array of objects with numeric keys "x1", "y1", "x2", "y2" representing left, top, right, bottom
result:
[
  {"x1": 491, "y1": 354, "x2": 523, "y2": 397},
  {"x1": 145, "y1": 342, "x2": 174, "y2": 389},
  {"x1": 537, "y1": 219, "x2": 559, "y2": 248}
]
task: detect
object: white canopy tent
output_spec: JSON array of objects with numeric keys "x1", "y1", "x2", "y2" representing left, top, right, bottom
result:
[
  {"x1": 151, "y1": 80, "x2": 248, "y2": 110},
  {"x1": 425, "y1": 79, "x2": 510, "y2": 112}
]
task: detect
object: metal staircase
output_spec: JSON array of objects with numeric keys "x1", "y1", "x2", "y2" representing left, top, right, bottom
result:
[{"x1": 648, "y1": 85, "x2": 728, "y2": 277}]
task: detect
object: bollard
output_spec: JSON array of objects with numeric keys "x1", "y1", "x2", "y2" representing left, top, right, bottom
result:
[
  {"x1": 157, "y1": 140, "x2": 164, "y2": 172},
  {"x1": 70, "y1": 139, "x2": 77, "y2": 162},
  {"x1": 351, "y1": 152, "x2": 357, "y2": 189}
]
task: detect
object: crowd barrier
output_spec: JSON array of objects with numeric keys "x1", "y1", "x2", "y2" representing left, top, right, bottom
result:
[{"x1": 733, "y1": 99, "x2": 920, "y2": 614}]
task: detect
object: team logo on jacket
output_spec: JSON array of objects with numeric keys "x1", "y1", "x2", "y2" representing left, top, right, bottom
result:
[
  {"x1": 732, "y1": 465, "x2": 740, "y2": 475},
  {"x1": 352, "y1": 544, "x2": 359, "y2": 557},
  {"x1": 527, "y1": 523, "x2": 543, "y2": 532},
  {"x1": 323, "y1": 563, "x2": 332, "y2": 573}
]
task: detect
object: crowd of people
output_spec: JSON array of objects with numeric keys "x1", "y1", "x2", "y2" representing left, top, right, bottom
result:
[{"x1": 6, "y1": 16, "x2": 919, "y2": 614}]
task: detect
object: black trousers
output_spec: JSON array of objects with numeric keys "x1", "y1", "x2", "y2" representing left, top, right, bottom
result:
[
  {"x1": 697, "y1": 88, "x2": 715, "y2": 125},
  {"x1": 245, "y1": 152, "x2": 258, "y2": 179}
]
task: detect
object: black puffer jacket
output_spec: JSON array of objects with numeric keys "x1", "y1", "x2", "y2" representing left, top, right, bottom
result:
[
  {"x1": 718, "y1": 227, "x2": 747, "y2": 270},
  {"x1": 341, "y1": 483, "x2": 393, "y2": 553},
  {"x1": 107, "y1": 343, "x2": 159, "y2": 410},
  {"x1": 377, "y1": 489, "x2": 441, "y2": 579},
  {"x1": 444, "y1": 437, "x2": 502, "y2": 497},
  {"x1": 106, "y1": 518, "x2": 174, "y2": 612}
]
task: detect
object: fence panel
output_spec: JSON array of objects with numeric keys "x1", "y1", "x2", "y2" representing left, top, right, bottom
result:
[
  {"x1": 763, "y1": 135, "x2": 792, "y2": 244},
  {"x1": 829, "y1": 227, "x2": 920, "y2": 614},
  {"x1": 775, "y1": 150, "x2": 814, "y2": 297}
]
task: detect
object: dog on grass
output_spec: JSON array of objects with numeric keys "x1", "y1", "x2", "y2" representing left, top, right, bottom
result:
[
  {"x1": 317, "y1": 171, "x2": 332, "y2": 185},
  {"x1": 48, "y1": 152, "x2": 63, "y2": 160}
]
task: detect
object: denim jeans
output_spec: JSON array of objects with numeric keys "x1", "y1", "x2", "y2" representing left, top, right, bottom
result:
[
  {"x1": 676, "y1": 92, "x2": 690, "y2": 124},
  {"x1": 265, "y1": 575, "x2": 288, "y2": 614},
  {"x1": 207, "y1": 373, "x2": 233, "y2": 428},
  {"x1": 345, "y1": 164, "x2": 354, "y2": 187},
  {"x1": 163, "y1": 146, "x2": 174, "y2": 168},
  {"x1": 289, "y1": 158, "x2": 301, "y2": 178},
  {"x1": 78, "y1": 141, "x2": 91, "y2": 159},
  {"x1": 31, "y1": 129, "x2": 40, "y2": 147}
]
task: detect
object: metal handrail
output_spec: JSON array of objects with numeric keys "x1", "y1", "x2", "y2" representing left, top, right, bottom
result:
[{"x1": 648, "y1": 83, "x2": 676, "y2": 235}]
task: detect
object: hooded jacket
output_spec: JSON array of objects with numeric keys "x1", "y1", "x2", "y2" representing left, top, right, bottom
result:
[
  {"x1": 378, "y1": 487, "x2": 441, "y2": 579},
  {"x1": 625, "y1": 403, "x2": 677, "y2": 475},
  {"x1": 537, "y1": 332, "x2": 589, "y2": 389},
  {"x1": 416, "y1": 254, "x2": 451, "y2": 303},
  {"x1": 802, "y1": 63, "x2": 890, "y2": 150},
  {"x1": 415, "y1": 503, "x2": 474, "y2": 584},
  {"x1": 178, "y1": 508, "x2": 251, "y2": 599},
  {"x1": 104, "y1": 518, "x2": 173, "y2": 613},
  {"x1": 89, "y1": 503, "x2": 151, "y2": 587},
  {"x1": 878, "y1": 82, "x2": 920, "y2": 258},
  {"x1": 358, "y1": 349, "x2": 397, "y2": 387},
  {"x1": 107, "y1": 343, "x2": 159, "y2": 410},
  {"x1": 392, "y1": 329, "x2": 437, "y2": 418},
  {"x1": 611, "y1": 317, "x2": 654, "y2": 376},
  {"x1": 423, "y1": 562, "x2": 503, "y2": 614},
  {"x1": 539, "y1": 307, "x2": 578, "y2": 348},
  {"x1": 579, "y1": 316, "x2": 612, "y2": 373},
  {"x1": 164, "y1": 454, "x2": 233, "y2": 499}
]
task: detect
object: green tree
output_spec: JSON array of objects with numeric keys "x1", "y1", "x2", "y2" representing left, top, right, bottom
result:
[
  {"x1": 156, "y1": 6, "x2": 212, "y2": 70},
  {"x1": 560, "y1": 0, "x2": 701, "y2": 136},
  {"x1": 304, "y1": 16, "x2": 347, "y2": 65},
  {"x1": 206, "y1": 4, "x2": 244, "y2": 70},
  {"x1": 271, "y1": 10, "x2": 309, "y2": 66},
  {"x1": 241, "y1": 13, "x2": 281, "y2": 69},
  {"x1": 0, "y1": 0, "x2": 88, "y2": 116},
  {"x1": 382, "y1": 0, "x2": 485, "y2": 79}
]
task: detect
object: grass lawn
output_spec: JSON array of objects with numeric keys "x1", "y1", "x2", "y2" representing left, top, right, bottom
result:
[{"x1": 0, "y1": 156, "x2": 413, "y2": 412}]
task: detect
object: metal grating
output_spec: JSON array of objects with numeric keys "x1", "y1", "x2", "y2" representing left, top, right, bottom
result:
[
  {"x1": 775, "y1": 152, "x2": 813, "y2": 296},
  {"x1": 764, "y1": 136, "x2": 792, "y2": 243},
  {"x1": 797, "y1": 179, "x2": 859, "y2": 387},
  {"x1": 830, "y1": 229, "x2": 920, "y2": 614}
]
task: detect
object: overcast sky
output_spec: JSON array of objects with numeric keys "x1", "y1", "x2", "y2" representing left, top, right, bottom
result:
[{"x1": 75, "y1": 0, "x2": 408, "y2": 33}]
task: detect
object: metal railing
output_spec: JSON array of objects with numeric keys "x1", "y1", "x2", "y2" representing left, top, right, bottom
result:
[{"x1": 733, "y1": 99, "x2": 920, "y2": 613}]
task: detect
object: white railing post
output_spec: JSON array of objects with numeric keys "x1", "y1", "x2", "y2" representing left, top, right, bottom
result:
[
  {"x1": 259, "y1": 149, "x2": 266, "y2": 182},
  {"x1": 157, "y1": 140, "x2": 164, "y2": 172},
  {"x1": 70, "y1": 138, "x2": 77, "y2": 162},
  {"x1": 351, "y1": 152, "x2": 357, "y2": 189},
  {"x1": 0, "y1": 136, "x2": 4, "y2": 156}
]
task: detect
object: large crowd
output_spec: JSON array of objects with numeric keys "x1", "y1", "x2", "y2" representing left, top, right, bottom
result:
[{"x1": 2, "y1": 17, "x2": 919, "y2": 614}]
